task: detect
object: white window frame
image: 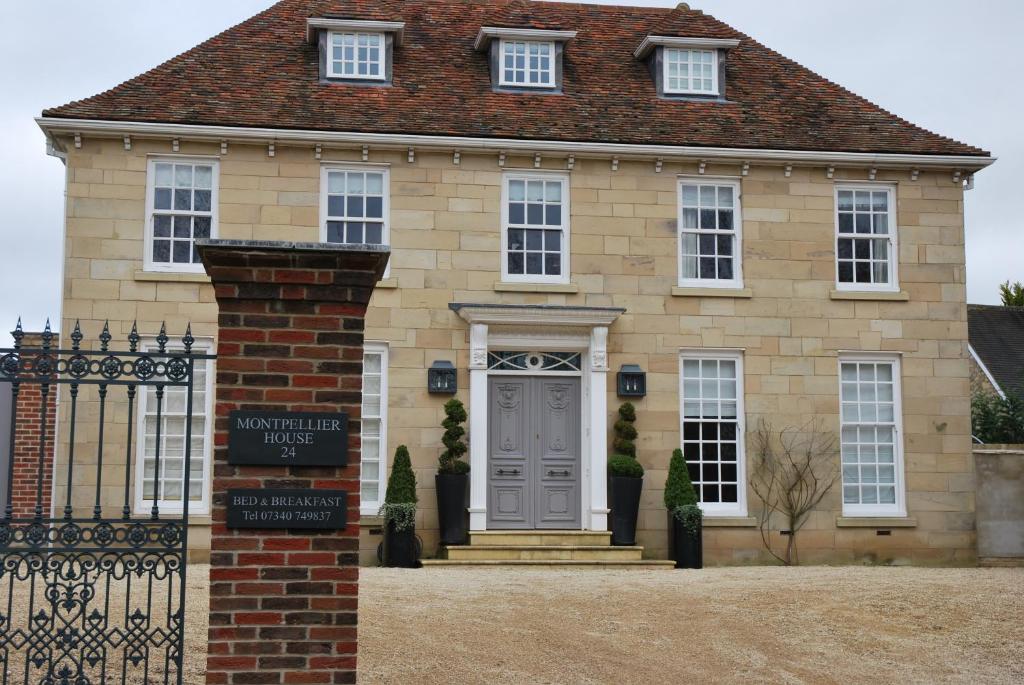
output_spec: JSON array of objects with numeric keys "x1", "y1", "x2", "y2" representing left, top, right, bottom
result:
[
  {"x1": 500, "y1": 170, "x2": 571, "y2": 285},
  {"x1": 360, "y1": 342, "x2": 389, "y2": 516},
  {"x1": 144, "y1": 157, "x2": 219, "y2": 274},
  {"x1": 678, "y1": 349, "x2": 747, "y2": 517},
  {"x1": 133, "y1": 339, "x2": 214, "y2": 516},
  {"x1": 498, "y1": 39, "x2": 556, "y2": 89},
  {"x1": 677, "y1": 177, "x2": 743, "y2": 289},
  {"x1": 319, "y1": 163, "x2": 390, "y2": 277},
  {"x1": 326, "y1": 31, "x2": 386, "y2": 81},
  {"x1": 834, "y1": 184, "x2": 899, "y2": 293},
  {"x1": 838, "y1": 353, "x2": 907, "y2": 518},
  {"x1": 663, "y1": 47, "x2": 719, "y2": 95}
]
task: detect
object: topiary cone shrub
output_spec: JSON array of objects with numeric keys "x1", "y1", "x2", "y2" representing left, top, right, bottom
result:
[
  {"x1": 608, "y1": 402, "x2": 644, "y2": 478},
  {"x1": 381, "y1": 445, "x2": 417, "y2": 531},
  {"x1": 665, "y1": 448, "x2": 702, "y2": 532},
  {"x1": 437, "y1": 398, "x2": 470, "y2": 475}
]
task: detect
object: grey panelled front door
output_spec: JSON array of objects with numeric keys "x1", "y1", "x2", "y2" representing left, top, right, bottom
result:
[{"x1": 487, "y1": 376, "x2": 582, "y2": 529}]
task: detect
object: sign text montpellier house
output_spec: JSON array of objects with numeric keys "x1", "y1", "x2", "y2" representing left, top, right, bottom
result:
[{"x1": 228, "y1": 410, "x2": 349, "y2": 466}]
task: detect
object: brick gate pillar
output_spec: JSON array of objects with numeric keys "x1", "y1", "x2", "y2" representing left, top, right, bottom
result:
[
  {"x1": 8, "y1": 331, "x2": 58, "y2": 519},
  {"x1": 198, "y1": 240, "x2": 389, "y2": 685}
]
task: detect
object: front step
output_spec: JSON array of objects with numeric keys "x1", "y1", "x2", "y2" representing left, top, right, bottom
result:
[
  {"x1": 424, "y1": 529, "x2": 674, "y2": 568},
  {"x1": 468, "y1": 530, "x2": 612, "y2": 546},
  {"x1": 421, "y1": 559, "x2": 676, "y2": 569},
  {"x1": 445, "y1": 544, "x2": 644, "y2": 562}
]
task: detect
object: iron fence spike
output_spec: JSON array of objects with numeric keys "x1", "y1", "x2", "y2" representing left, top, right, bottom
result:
[
  {"x1": 99, "y1": 321, "x2": 112, "y2": 352},
  {"x1": 41, "y1": 319, "x2": 53, "y2": 350},
  {"x1": 128, "y1": 321, "x2": 140, "y2": 352},
  {"x1": 157, "y1": 321, "x2": 169, "y2": 353}
]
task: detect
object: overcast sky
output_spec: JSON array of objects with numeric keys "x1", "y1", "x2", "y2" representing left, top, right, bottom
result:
[{"x1": 1, "y1": 1, "x2": 1020, "y2": 332}]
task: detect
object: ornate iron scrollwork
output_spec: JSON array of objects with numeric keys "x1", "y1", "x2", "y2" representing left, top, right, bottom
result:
[{"x1": 0, "y1": 319, "x2": 210, "y2": 685}]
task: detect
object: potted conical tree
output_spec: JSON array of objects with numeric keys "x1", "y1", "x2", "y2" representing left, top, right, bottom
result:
[
  {"x1": 665, "y1": 448, "x2": 703, "y2": 569},
  {"x1": 608, "y1": 402, "x2": 644, "y2": 546},
  {"x1": 380, "y1": 445, "x2": 419, "y2": 568},
  {"x1": 435, "y1": 398, "x2": 470, "y2": 545}
]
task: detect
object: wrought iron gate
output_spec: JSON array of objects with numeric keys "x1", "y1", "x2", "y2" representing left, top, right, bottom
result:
[{"x1": 0, "y1": 320, "x2": 213, "y2": 685}]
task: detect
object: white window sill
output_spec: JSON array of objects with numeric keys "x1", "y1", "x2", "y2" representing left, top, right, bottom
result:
[
  {"x1": 494, "y1": 282, "x2": 579, "y2": 294},
  {"x1": 133, "y1": 511, "x2": 211, "y2": 523},
  {"x1": 135, "y1": 270, "x2": 211, "y2": 283},
  {"x1": 830, "y1": 289, "x2": 909, "y2": 302},
  {"x1": 836, "y1": 516, "x2": 916, "y2": 528},
  {"x1": 702, "y1": 516, "x2": 757, "y2": 527},
  {"x1": 375, "y1": 278, "x2": 398, "y2": 289},
  {"x1": 359, "y1": 513, "x2": 385, "y2": 527},
  {"x1": 672, "y1": 286, "x2": 752, "y2": 299}
]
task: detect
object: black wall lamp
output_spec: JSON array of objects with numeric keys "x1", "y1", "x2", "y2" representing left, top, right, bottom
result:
[
  {"x1": 428, "y1": 360, "x2": 457, "y2": 394},
  {"x1": 616, "y1": 364, "x2": 646, "y2": 398}
]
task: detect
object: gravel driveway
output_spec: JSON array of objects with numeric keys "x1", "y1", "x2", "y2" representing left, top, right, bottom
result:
[
  {"x1": 69, "y1": 564, "x2": 1019, "y2": 683},
  {"x1": 359, "y1": 566, "x2": 1024, "y2": 684}
]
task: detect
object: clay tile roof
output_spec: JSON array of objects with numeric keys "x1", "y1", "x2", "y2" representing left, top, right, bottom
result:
[
  {"x1": 969, "y1": 304, "x2": 1024, "y2": 397},
  {"x1": 42, "y1": 0, "x2": 988, "y2": 157}
]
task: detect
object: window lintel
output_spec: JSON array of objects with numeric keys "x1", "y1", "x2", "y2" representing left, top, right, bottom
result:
[
  {"x1": 474, "y1": 26, "x2": 577, "y2": 52},
  {"x1": 634, "y1": 35, "x2": 739, "y2": 60},
  {"x1": 307, "y1": 18, "x2": 405, "y2": 45}
]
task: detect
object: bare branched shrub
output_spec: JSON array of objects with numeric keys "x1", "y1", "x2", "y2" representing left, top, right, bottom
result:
[{"x1": 750, "y1": 419, "x2": 839, "y2": 565}]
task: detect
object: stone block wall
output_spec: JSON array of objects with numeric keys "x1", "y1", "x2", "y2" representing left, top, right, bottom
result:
[
  {"x1": 52, "y1": 135, "x2": 975, "y2": 565},
  {"x1": 974, "y1": 445, "x2": 1024, "y2": 564}
]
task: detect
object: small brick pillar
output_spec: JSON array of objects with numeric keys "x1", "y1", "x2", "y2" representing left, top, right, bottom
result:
[
  {"x1": 198, "y1": 240, "x2": 388, "y2": 685},
  {"x1": 10, "y1": 332, "x2": 58, "y2": 519}
]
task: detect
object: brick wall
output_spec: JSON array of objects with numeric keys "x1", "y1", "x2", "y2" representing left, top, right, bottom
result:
[
  {"x1": 201, "y1": 240, "x2": 387, "y2": 685},
  {"x1": 9, "y1": 332, "x2": 57, "y2": 519}
]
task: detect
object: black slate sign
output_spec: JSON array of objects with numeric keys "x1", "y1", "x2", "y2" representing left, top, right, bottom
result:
[
  {"x1": 226, "y1": 488, "x2": 348, "y2": 529},
  {"x1": 228, "y1": 410, "x2": 348, "y2": 466}
]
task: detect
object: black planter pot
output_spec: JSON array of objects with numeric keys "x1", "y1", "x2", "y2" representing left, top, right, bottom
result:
[
  {"x1": 383, "y1": 520, "x2": 419, "y2": 568},
  {"x1": 668, "y1": 512, "x2": 703, "y2": 569},
  {"x1": 435, "y1": 473, "x2": 469, "y2": 545},
  {"x1": 608, "y1": 476, "x2": 643, "y2": 546}
]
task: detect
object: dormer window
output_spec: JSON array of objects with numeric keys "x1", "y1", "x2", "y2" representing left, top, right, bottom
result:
[
  {"x1": 664, "y1": 48, "x2": 717, "y2": 95},
  {"x1": 634, "y1": 35, "x2": 740, "y2": 99},
  {"x1": 500, "y1": 40, "x2": 555, "y2": 88},
  {"x1": 328, "y1": 32, "x2": 384, "y2": 80},
  {"x1": 475, "y1": 27, "x2": 577, "y2": 93},
  {"x1": 307, "y1": 18, "x2": 405, "y2": 85}
]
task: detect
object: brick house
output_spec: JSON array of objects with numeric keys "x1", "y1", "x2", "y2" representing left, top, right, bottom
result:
[{"x1": 36, "y1": 0, "x2": 992, "y2": 565}]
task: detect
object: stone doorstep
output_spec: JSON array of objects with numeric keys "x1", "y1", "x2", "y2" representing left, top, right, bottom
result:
[
  {"x1": 468, "y1": 530, "x2": 612, "y2": 546},
  {"x1": 978, "y1": 557, "x2": 1024, "y2": 568},
  {"x1": 444, "y1": 545, "x2": 645, "y2": 562},
  {"x1": 421, "y1": 559, "x2": 676, "y2": 569},
  {"x1": 433, "y1": 529, "x2": 674, "y2": 567}
]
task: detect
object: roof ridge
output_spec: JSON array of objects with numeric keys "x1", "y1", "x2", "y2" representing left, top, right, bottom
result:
[{"x1": 39, "y1": 0, "x2": 990, "y2": 157}]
